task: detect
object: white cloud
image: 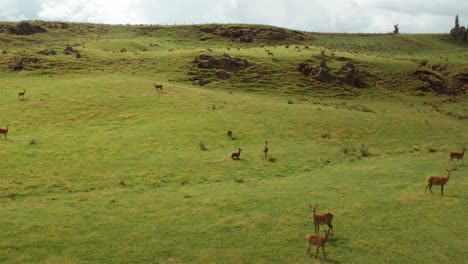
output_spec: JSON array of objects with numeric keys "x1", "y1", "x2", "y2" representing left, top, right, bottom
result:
[{"x1": 0, "y1": 0, "x2": 467, "y2": 33}]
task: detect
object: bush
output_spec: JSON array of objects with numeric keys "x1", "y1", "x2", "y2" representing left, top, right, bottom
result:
[{"x1": 360, "y1": 144, "x2": 370, "y2": 157}]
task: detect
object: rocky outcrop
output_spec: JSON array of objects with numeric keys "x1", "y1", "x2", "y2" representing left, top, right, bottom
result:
[
  {"x1": 197, "y1": 25, "x2": 311, "y2": 43},
  {"x1": 0, "y1": 22, "x2": 46, "y2": 35},
  {"x1": 298, "y1": 60, "x2": 374, "y2": 88},
  {"x1": 194, "y1": 54, "x2": 252, "y2": 71}
]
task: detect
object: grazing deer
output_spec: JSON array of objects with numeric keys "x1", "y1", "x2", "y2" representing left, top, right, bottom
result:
[
  {"x1": 0, "y1": 125, "x2": 8, "y2": 140},
  {"x1": 449, "y1": 148, "x2": 465, "y2": 164},
  {"x1": 153, "y1": 83, "x2": 163, "y2": 93},
  {"x1": 231, "y1": 148, "x2": 242, "y2": 160},
  {"x1": 18, "y1": 89, "x2": 26, "y2": 100},
  {"x1": 263, "y1": 140, "x2": 269, "y2": 159},
  {"x1": 309, "y1": 204, "x2": 334, "y2": 236},
  {"x1": 227, "y1": 130, "x2": 233, "y2": 139},
  {"x1": 306, "y1": 229, "x2": 332, "y2": 258},
  {"x1": 267, "y1": 52, "x2": 274, "y2": 56},
  {"x1": 425, "y1": 169, "x2": 453, "y2": 196}
]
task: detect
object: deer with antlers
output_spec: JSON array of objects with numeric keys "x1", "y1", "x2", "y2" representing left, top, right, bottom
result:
[
  {"x1": 425, "y1": 169, "x2": 453, "y2": 196},
  {"x1": 263, "y1": 140, "x2": 269, "y2": 159},
  {"x1": 231, "y1": 148, "x2": 242, "y2": 160},
  {"x1": 449, "y1": 148, "x2": 465, "y2": 164},
  {"x1": 0, "y1": 125, "x2": 9, "y2": 140},
  {"x1": 153, "y1": 83, "x2": 163, "y2": 93},
  {"x1": 18, "y1": 90, "x2": 26, "y2": 100},
  {"x1": 306, "y1": 229, "x2": 332, "y2": 258},
  {"x1": 309, "y1": 204, "x2": 334, "y2": 236}
]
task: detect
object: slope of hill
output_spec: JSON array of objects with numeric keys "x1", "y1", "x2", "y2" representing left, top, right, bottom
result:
[{"x1": 0, "y1": 21, "x2": 467, "y2": 264}]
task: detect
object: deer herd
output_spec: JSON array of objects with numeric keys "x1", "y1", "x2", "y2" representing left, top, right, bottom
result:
[{"x1": 2, "y1": 85, "x2": 465, "y2": 260}]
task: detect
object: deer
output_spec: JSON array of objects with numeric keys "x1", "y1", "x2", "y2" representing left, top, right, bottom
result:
[
  {"x1": 267, "y1": 52, "x2": 274, "y2": 56},
  {"x1": 449, "y1": 148, "x2": 465, "y2": 164},
  {"x1": 263, "y1": 140, "x2": 269, "y2": 159},
  {"x1": 153, "y1": 83, "x2": 163, "y2": 93},
  {"x1": 425, "y1": 169, "x2": 453, "y2": 196},
  {"x1": 306, "y1": 229, "x2": 332, "y2": 258},
  {"x1": 0, "y1": 125, "x2": 8, "y2": 140},
  {"x1": 226, "y1": 130, "x2": 233, "y2": 139},
  {"x1": 231, "y1": 148, "x2": 242, "y2": 160},
  {"x1": 309, "y1": 204, "x2": 334, "y2": 236},
  {"x1": 18, "y1": 89, "x2": 26, "y2": 100}
]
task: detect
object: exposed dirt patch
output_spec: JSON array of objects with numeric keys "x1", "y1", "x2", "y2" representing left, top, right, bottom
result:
[
  {"x1": 37, "y1": 49, "x2": 58, "y2": 56},
  {"x1": 413, "y1": 68, "x2": 467, "y2": 95}
]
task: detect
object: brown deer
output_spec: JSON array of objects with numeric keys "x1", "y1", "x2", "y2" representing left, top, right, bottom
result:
[
  {"x1": 425, "y1": 169, "x2": 453, "y2": 195},
  {"x1": 227, "y1": 130, "x2": 233, "y2": 139},
  {"x1": 231, "y1": 148, "x2": 242, "y2": 160},
  {"x1": 0, "y1": 125, "x2": 9, "y2": 140},
  {"x1": 18, "y1": 89, "x2": 26, "y2": 100},
  {"x1": 306, "y1": 229, "x2": 332, "y2": 258},
  {"x1": 267, "y1": 52, "x2": 274, "y2": 56},
  {"x1": 449, "y1": 148, "x2": 465, "y2": 164},
  {"x1": 309, "y1": 204, "x2": 334, "y2": 236},
  {"x1": 153, "y1": 83, "x2": 163, "y2": 93},
  {"x1": 263, "y1": 140, "x2": 269, "y2": 159}
]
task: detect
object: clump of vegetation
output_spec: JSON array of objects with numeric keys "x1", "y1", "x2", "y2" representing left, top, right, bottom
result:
[
  {"x1": 29, "y1": 138, "x2": 36, "y2": 145},
  {"x1": 450, "y1": 15, "x2": 467, "y2": 42},
  {"x1": 199, "y1": 141, "x2": 208, "y2": 151},
  {"x1": 287, "y1": 99, "x2": 294, "y2": 104},
  {"x1": 234, "y1": 177, "x2": 245, "y2": 183},
  {"x1": 321, "y1": 131, "x2": 331, "y2": 139},
  {"x1": 359, "y1": 144, "x2": 370, "y2": 157}
]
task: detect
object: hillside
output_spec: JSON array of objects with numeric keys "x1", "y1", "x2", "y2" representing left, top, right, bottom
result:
[
  {"x1": 0, "y1": 21, "x2": 467, "y2": 264},
  {"x1": 1, "y1": 21, "x2": 467, "y2": 96}
]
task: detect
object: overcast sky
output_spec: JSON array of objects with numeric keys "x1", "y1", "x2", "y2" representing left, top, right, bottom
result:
[{"x1": 0, "y1": 0, "x2": 467, "y2": 33}]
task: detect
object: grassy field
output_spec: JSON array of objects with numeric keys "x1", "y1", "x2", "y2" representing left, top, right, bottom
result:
[{"x1": 0, "y1": 22, "x2": 467, "y2": 263}]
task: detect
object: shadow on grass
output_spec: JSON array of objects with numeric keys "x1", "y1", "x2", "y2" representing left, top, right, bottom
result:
[
  {"x1": 320, "y1": 258, "x2": 341, "y2": 264},
  {"x1": 444, "y1": 195, "x2": 468, "y2": 200}
]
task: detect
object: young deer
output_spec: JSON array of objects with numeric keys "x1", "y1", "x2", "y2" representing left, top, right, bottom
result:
[
  {"x1": 306, "y1": 229, "x2": 332, "y2": 258},
  {"x1": 227, "y1": 130, "x2": 233, "y2": 139},
  {"x1": 0, "y1": 125, "x2": 9, "y2": 140},
  {"x1": 18, "y1": 89, "x2": 26, "y2": 100},
  {"x1": 153, "y1": 83, "x2": 163, "y2": 93},
  {"x1": 425, "y1": 169, "x2": 453, "y2": 196},
  {"x1": 231, "y1": 148, "x2": 242, "y2": 160},
  {"x1": 309, "y1": 204, "x2": 334, "y2": 236},
  {"x1": 263, "y1": 140, "x2": 269, "y2": 159},
  {"x1": 449, "y1": 148, "x2": 465, "y2": 164}
]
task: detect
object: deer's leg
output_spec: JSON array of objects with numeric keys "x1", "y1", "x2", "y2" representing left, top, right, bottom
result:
[
  {"x1": 428, "y1": 184, "x2": 433, "y2": 195},
  {"x1": 315, "y1": 246, "x2": 319, "y2": 258},
  {"x1": 327, "y1": 223, "x2": 334, "y2": 235},
  {"x1": 323, "y1": 246, "x2": 326, "y2": 258},
  {"x1": 441, "y1": 185, "x2": 444, "y2": 196},
  {"x1": 307, "y1": 242, "x2": 311, "y2": 256}
]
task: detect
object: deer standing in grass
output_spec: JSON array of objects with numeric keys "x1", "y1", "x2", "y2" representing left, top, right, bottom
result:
[
  {"x1": 18, "y1": 90, "x2": 26, "y2": 100},
  {"x1": 231, "y1": 148, "x2": 242, "y2": 160},
  {"x1": 306, "y1": 229, "x2": 332, "y2": 258},
  {"x1": 425, "y1": 169, "x2": 453, "y2": 196},
  {"x1": 309, "y1": 204, "x2": 334, "y2": 236},
  {"x1": 263, "y1": 140, "x2": 269, "y2": 159},
  {"x1": 153, "y1": 83, "x2": 163, "y2": 93},
  {"x1": 0, "y1": 125, "x2": 8, "y2": 140},
  {"x1": 449, "y1": 148, "x2": 465, "y2": 164},
  {"x1": 227, "y1": 130, "x2": 233, "y2": 139}
]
